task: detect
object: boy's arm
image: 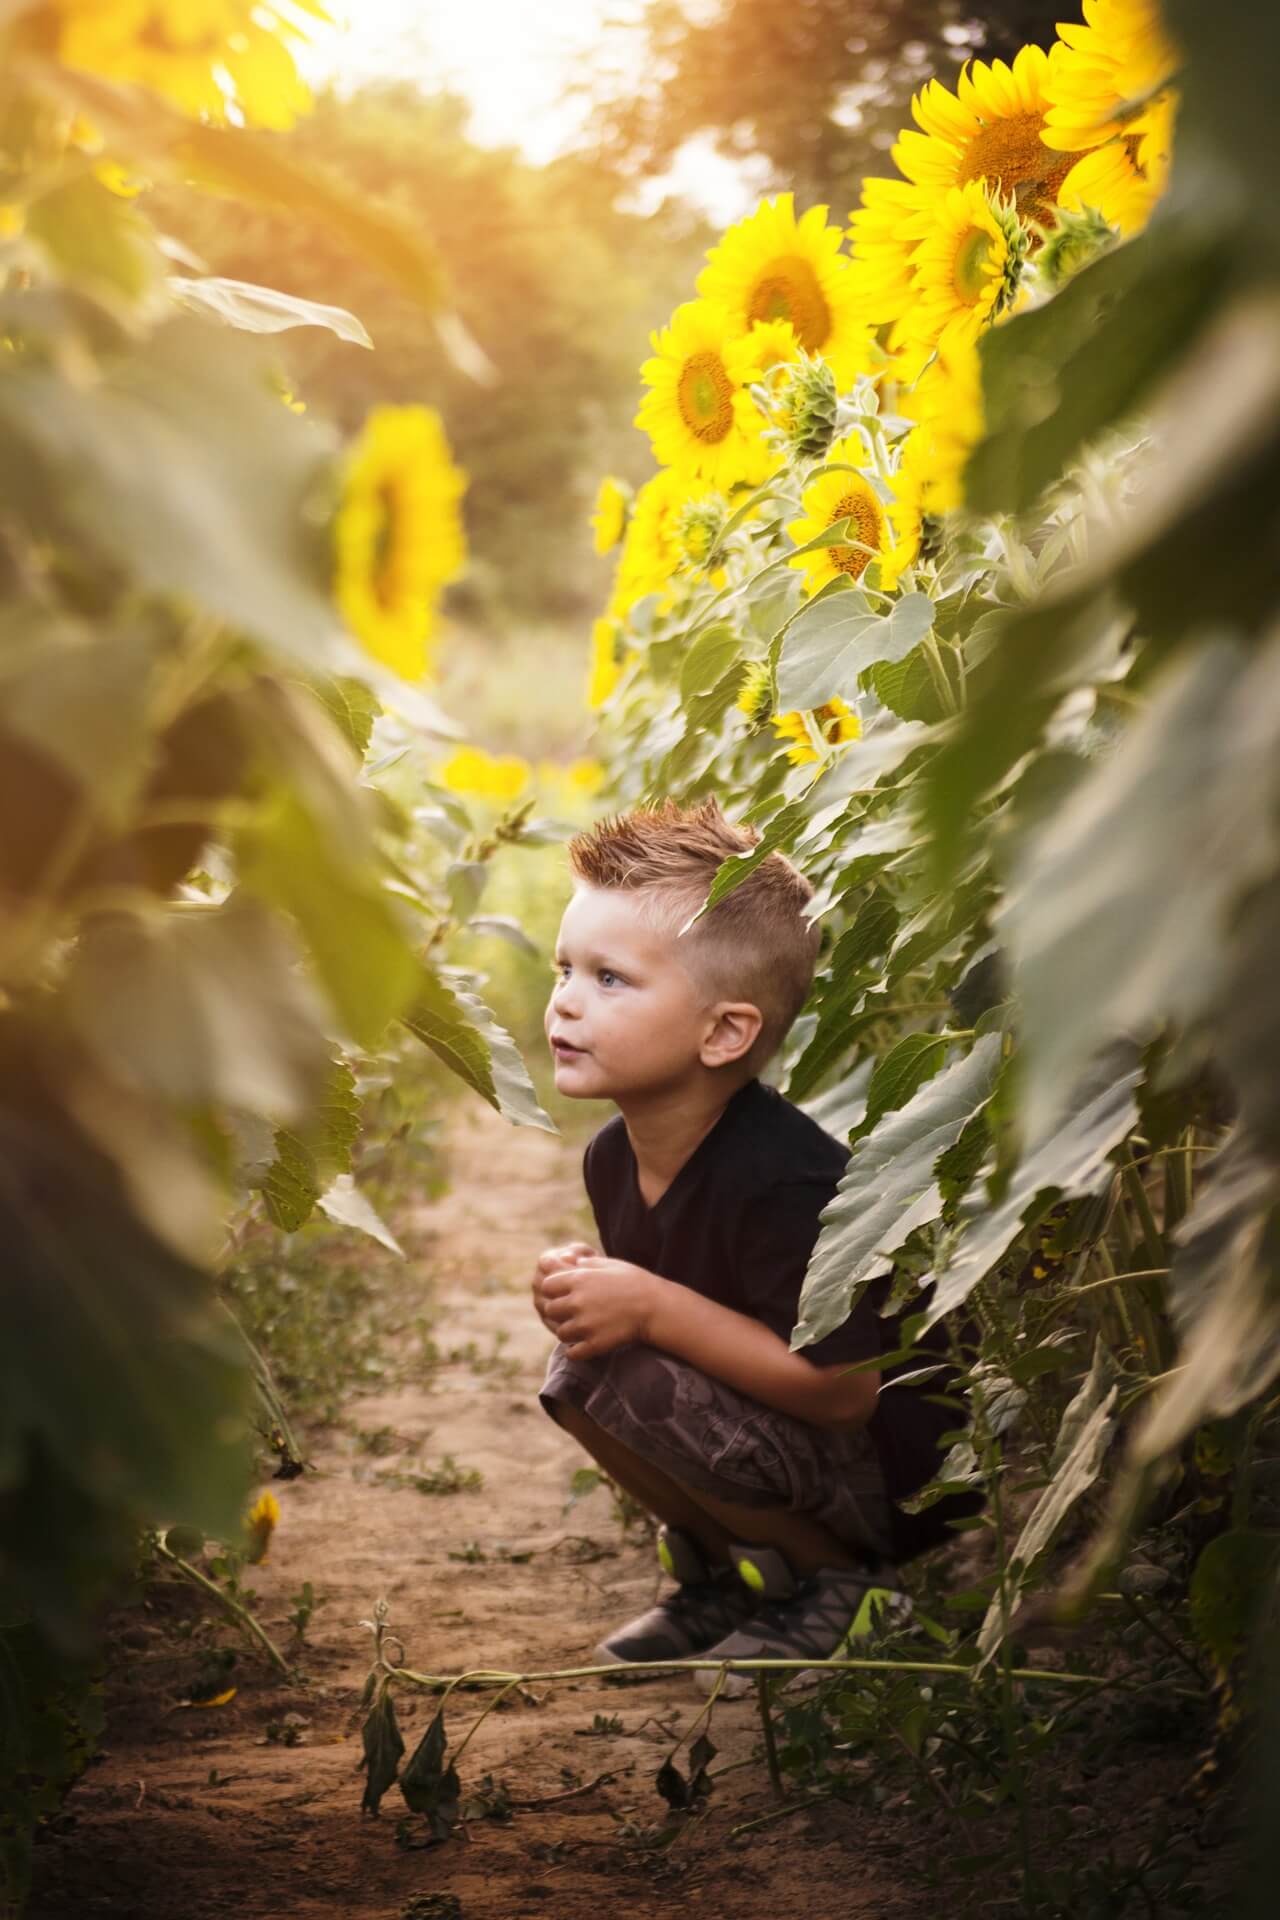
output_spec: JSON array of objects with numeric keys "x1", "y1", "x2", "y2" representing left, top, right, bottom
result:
[
  {"x1": 645, "y1": 1275, "x2": 879, "y2": 1431},
  {"x1": 536, "y1": 1256, "x2": 877, "y2": 1429}
]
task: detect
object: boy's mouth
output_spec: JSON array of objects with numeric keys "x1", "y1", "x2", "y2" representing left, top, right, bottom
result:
[{"x1": 551, "y1": 1036, "x2": 586, "y2": 1058}]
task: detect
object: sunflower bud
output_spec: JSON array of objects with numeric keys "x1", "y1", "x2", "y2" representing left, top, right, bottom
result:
[
  {"x1": 1037, "y1": 205, "x2": 1116, "y2": 291},
  {"x1": 676, "y1": 496, "x2": 727, "y2": 568},
  {"x1": 781, "y1": 354, "x2": 839, "y2": 461},
  {"x1": 736, "y1": 660, "x2": 773, "y2": 725}
]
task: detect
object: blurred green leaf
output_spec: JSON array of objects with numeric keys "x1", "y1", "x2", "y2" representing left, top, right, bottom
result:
[
  {"x1": 65, "y1": 897, "x2": 329, "y2": 1118},
  {"x1": 0, "y1": 1024, "x2": 253, "y2": 1640},
  {"x1": 242, "y1": 789, "x2": 420, "y2": 1050},
  {"x1": 0, "y1": 607, "x2": 160, "y2": 826},
  {"x1": 1003, "y1": 635, "x2": 1280, "y2": 1143},
  {"x1": 966, "y1": 220, "x2": 1227, "y2": 518},
  {"x1": 26, "y1": 172, "x2": 160, "y2": 308},
  {"x1": 168, "y1": 275, "x2": 373, "y2": 346},
  {"x1": 1190, "y1": 1529, "x2": 1280, "y2": 1671}
]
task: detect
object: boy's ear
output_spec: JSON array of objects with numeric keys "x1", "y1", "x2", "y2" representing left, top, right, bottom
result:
[{"x1": 700, "y1": 1000, "x2": 763, "y2": 1069}]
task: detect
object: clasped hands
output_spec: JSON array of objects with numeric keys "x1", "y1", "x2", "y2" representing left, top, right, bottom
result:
[{"x1": 531, "y1": 1240, "x2": 662, "y2": 1360}]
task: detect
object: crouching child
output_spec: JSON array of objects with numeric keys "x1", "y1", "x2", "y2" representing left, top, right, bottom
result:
[{"x1": 532, "y1": 797, "x2": 973, "y2": 1696}]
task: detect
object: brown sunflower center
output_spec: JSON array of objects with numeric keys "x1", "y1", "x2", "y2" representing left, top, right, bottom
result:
[
  {"x1": 817, "y1": 701, "x2": 848, "y2": 742},
  {"x1": 960, "y1": 112, "x2": 1054, "y2": 195},
  {"x1": 961, "y1": 113, "x2": 1088, "y2": 242},
  {"x1": 952, "y1": 225, "x2": 994, "y2": 303},
  {"x1": 828, "y1": 490, "x2": 884, "y2": 579},
  {"x1": 747, "y1": 256, "x2": 831, "y2": 352},
  {"x1": 677, "y1": 350, "x2": 735, "y2": 443},
  {"x1": 372, "y1": 483, "x2": 404, "y2": 609}
]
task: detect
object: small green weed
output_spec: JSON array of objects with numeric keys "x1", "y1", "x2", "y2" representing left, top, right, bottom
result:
[{"x1": 377, "y1": 1455, "x2": 484, "y2": 1497}]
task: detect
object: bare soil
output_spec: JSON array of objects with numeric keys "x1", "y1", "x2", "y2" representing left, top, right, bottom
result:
[
  {"x1": 28, "y1": 1099, "x2": 1236, "y2": 1920},
  {"x1": 30, "y1": 1100, "x2": 938, "y2": 1920}
]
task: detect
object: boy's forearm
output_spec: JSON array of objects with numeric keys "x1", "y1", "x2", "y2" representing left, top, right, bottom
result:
[{"x1": 643, "y1": 1273, "x2": 878, "y2": 1430}]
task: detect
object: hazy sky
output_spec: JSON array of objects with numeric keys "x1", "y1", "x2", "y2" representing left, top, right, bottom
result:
[{"x1": 306, "y1": 1, "x2": 761, "y2": 222}]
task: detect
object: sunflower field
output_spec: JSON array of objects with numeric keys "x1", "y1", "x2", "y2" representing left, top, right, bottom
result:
[
  {"x1": 2, "y1": 0, "x2": 1280, "y2": 1914},
  {"x1": 578, "y1": 0, "x2": 1280, "y2": 1897}
]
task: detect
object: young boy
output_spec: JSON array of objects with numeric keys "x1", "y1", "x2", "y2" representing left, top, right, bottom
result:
[{"x1": 532, "y1": 798, "x2": 961, "y2": 1695}]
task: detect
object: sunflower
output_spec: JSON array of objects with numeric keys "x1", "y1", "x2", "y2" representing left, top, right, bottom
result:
[
  {"x1": 590, "y1": 475, "x2": 630, "y2": 554},
  {"x1": 51, "y1": 1, "x2": 329, "y2": 129},
  {"x1": 901, "y1": 182, "x2": 1027, "y2": 354},
  {"x1": 436, "y1": 746, "x2": 530, "y2": 803},
  {"x1": 899, "y1": 338, "x2": 985, "y2": 514},
  {"x1": 847, "y1": 176, "x2": 935, "y2": 334},
  {"x1": 736, "y1": 659, "x2": 773, "y2": 724},
  {"x1": 334, "y1": 404, "x2": 467, "y2": 681},
  {"x1": 1056, "y1": 90, "x2": 1175, "y2": 233},
  {"x1": 892, "y1": 44, "x2": 1089, "y2": 231},
  {"x1": 698, "y1": 195, "x2": 875, "y2": 389},
  {"x1": 636, "y1": 300, "x2": 773, "y2": 489},
  {"x1": 244, "y1": 1490, "x2": 280, "y2": 1566},
  {"x1": 587, "y1": 616, "x2": 635, "y2": 709},
  {"x1": 608, "y1": 467, "x2": 715, "y2": 616},
  {"x1": 772, "y1": 697, "x2": 861, "y2": 766},
  {"x1": 788, "y1": 439, "x2": 901, "y2": 594},
  {"x1": 1041, "y1": 0, "x2": 1180, "y2": 153}
]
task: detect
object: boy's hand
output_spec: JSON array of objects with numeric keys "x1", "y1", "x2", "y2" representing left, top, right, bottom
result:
[
  {"x1": 537, "y1": 1258, "x2": 662, "y2": 1360},
  {"x1": 530, "y1": 1240, "x2": 597, "y2": 1335}
]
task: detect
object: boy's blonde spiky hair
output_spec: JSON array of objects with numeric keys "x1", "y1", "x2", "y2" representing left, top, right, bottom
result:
[{"x1": 566, "y1": 796, "x2": 820, "y2": 1073}]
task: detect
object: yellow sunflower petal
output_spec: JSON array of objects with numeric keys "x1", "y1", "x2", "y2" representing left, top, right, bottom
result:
[
  {"x1": 635, "y1": 299, "x2": 772, "y2": 489},
  {"x1": 898, "y1": 182, "x2": 1027, "y2": 354},
  {"x1": 334, "y1": 404, "x2": 467, "y2": 681},
  {"x1": 787, "y1": 440, "x2": 891, "y2": 596},
  {"x1": 1042, "y1": 0, "x2": 1181, "y2": 154},
  {"x1": 698, "y1": 194, "x2": 875, "y2": 389},
  {"x1": 52, "y1": 1, "x2": 327, "y2": 129},
  {"x1": 590, "y1": 475, "x2": 630, "y2": 554}
]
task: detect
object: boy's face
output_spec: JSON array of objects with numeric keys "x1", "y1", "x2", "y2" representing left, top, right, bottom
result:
[{"x1": 546, "y1": 886, "x2": 756, "y2": 1100}]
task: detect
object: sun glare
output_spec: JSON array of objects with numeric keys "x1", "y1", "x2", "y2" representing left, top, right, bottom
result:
[{"x1": 306, "y1": 1, "x2": 757, "y2": 219}]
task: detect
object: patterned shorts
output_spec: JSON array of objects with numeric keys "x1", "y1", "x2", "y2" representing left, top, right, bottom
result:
[{"x1": 540, "y1": 1340, "x2": 894, "y2": 1558}]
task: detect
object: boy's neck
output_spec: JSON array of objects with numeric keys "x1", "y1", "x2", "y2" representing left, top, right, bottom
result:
[{"x1": 616, "y1": 1074, "x2": 754, "y2": 1205}]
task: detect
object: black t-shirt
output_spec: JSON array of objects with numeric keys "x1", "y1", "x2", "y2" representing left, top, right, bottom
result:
[{"x1": 582, "y1": 1076, "x2": 970, "y2": 1561}]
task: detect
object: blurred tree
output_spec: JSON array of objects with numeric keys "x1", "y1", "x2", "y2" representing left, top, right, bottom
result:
[
  {"x1": 154, "y1": 86, "x2": 709, "y2": 620},
  {"x1": 590, "y1": 0, "x2": 1068, "y2": 207}
]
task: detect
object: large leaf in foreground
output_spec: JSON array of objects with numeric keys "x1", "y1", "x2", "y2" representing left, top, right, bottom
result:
[
  {"x1": 64, "y1": 898, "x2": 329, "y2": 1119},
  {"x1": 404, "y1": 970, "x2": 555, "y2": 1132},
  {"x1": 1003, "y1": 635, "x2": 1280, "y2": 1142},
  {"x1": 793, "y1": 1034, "x2": 1003, "y2": 1351},
  {"x1": 0, "y1": 1028, "x2": 252, "y2": 1640},
  {"x1": 169, "y1": 276, "x2": 373, "y2": 346},
  {"x1": 925, "y1": 1046, "x2": 1142, "y2": 1330}
]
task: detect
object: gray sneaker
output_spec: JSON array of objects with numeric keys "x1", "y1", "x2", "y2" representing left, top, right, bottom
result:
[
  {"x1": 695, "y1": 1542, "x2": 912, "y2": 1698},
  {"x1": 592, "y1": 1525, "x2": 760, "y2": 1671}
]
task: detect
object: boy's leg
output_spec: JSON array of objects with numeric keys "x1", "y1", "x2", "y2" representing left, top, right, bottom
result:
[
  {"x1": 550, "y1": 1400, "x2": 736, "y2": 1560},
  {"x1": 552, "y1": 1401, "x2": 867, "y2": 1575}
]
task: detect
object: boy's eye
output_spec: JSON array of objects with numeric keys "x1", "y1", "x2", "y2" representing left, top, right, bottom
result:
[{"x1": 598, "y1": 969, "x2": 619, "y2": 987}]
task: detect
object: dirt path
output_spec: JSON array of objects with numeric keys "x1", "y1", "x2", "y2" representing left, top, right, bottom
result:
[{"x1": 30, "y1": 1100, "x2": 919, "y2": 1920}]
